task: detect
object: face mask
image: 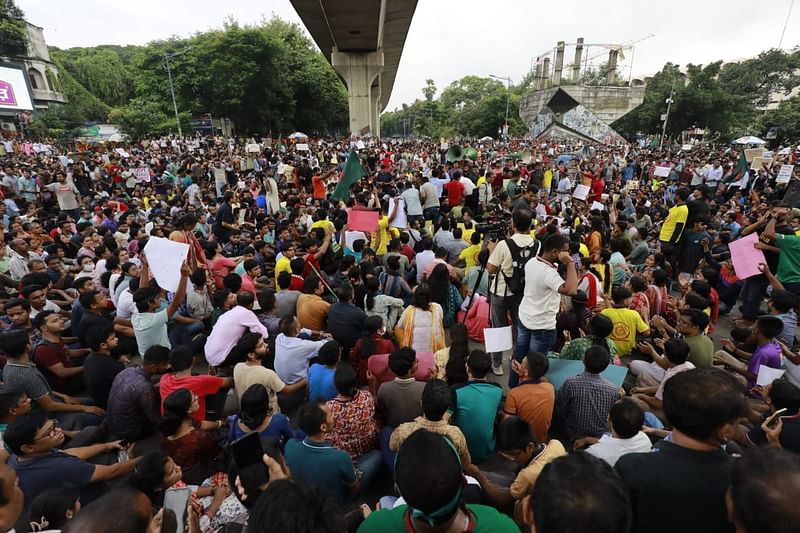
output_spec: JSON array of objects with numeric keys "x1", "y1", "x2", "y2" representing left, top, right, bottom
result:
[{"x1": 83, "y1": 263, "x2": 94, "y2": 272}]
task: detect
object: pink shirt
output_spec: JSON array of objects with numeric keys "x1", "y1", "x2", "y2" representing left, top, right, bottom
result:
[{"x1": 204, "y1": 305, "x2": 269, "y2": 366}]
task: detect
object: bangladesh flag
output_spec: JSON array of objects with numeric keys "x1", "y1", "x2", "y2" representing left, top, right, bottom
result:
[
  {"x1": 332, "y1": 150, "x2": 368, "y2": 202},
  {"x1": 724, "y1": 150, "x2": 748, "y2": 185}
]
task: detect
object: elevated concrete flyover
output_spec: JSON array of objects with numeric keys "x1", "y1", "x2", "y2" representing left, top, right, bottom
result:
[{"x1": 290, "y1": 0, "x2": 418, "y2": 137}]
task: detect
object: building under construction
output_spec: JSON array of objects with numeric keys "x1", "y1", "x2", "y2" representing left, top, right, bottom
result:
[{"x1": 519, "y1": 38, "x2": 647, "y2": 144}]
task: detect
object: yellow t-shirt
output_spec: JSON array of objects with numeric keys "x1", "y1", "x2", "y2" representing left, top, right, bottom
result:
[
  {"x1": 458, "y1": 223, "x2": 476, "y2": 244},
  {"x1": 543, "y1": 169, "x2": 553, "y2": 188},
  {"x1": 659, "y1": 204, "x2": 689, "y2": 243},
  {"x1": 459, "y1": 244, "x2": 481, "y2": 269},
  {"x1": 600, "y1": 307, "x2": 649, "y2": 355},
  {"x1": 310, "y1": 220, "x2": 335, "y2": 236},
  {"x1": 370, "y1": 216, "x2": 399, "y2": 256},
  {"x1": 578, "y1": 243, "x2": 589, "y2": 257},
  {"x1": 275, "y1": 256, "x2": 291, "y2": 287}
]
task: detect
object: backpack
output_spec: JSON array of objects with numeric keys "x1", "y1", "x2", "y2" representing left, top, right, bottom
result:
[{"x1": 502, "y1": 238, "x2": 540, "y2": 296}]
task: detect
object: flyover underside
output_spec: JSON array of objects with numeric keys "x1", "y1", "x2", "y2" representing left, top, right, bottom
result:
[{"x1": 290, "y1": 0, "x2": 418, "y2": 136}]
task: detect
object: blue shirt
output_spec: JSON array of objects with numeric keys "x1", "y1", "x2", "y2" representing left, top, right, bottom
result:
[{"x1": 308, "y1": 364, "x2": 338, "y2": 402}]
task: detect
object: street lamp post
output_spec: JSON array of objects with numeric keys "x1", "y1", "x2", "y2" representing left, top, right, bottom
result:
[
  {"x1": 659, "y1": 79, "x2": 675, "y2": 151},
  {"x1": 490, "y1": 74, "x2": 512, "y2": 139},
  {"x1": 163, "y1": 47, "x2": 192, "y2": 138}
]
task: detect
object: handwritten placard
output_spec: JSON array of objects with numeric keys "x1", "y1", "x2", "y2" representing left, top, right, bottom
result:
[
  {"x1": 745, "y1": 148, "x2": 764, "y2": 162},
  {"x1": 777, "y1": 164, "x2": 794, "y2": 184},
  {"x1": 133, "y1": 167, "x2": 150, "y2": 182}
]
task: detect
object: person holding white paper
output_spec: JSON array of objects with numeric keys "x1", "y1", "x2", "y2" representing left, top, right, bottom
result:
[{"x1": 131, "y1": 254, "x2": 193, "y2": 357}]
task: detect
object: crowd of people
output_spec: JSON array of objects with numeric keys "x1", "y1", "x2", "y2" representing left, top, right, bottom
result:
[{"x1": 0, "y1": 132, "x2": 799, "y2": 532}]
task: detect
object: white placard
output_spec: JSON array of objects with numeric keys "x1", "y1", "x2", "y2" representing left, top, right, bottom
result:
[
  {"x1": 296, "y1": 143, "x2": 309, "y2": 151},
  {"x1": 142, "y1": 237, "x2": 190, "y2": 292},
  {"x1": 572, "y1": 184, "x2": 590, "y2": 201},
  {"x1": 389, "y1": 197, "x2": 407, "y2": 228},
  {"x1": 246, "y1": 143, "x2": 261, "y2": 153},
  {"x1": 653, "y1": 166, "x2": 671, "y2": 178},
  {"x1": 757, "y1": 366, "x2": 786, "y2": 387},
  {"x1": 115, "y1": 148, "x2": 130, "y2": 158},
  {"x1": 355, "y1": 140, "x2": 366, "y2": 150},
  {"x1": 133, "y1": 167, "x2": 150, "y2": 182},
  {"x1": 590, "y1": 201, "x2": 605, "y2": 211},
  {"x1": 483, "y1": 326, "x2": 513, "y2": 353},
  {"x1": 345, "y1": 230, "x2": 368, "y2": 249},
  {"x1": 777, "y1": 164, "x2": 794, "y2": 184}
]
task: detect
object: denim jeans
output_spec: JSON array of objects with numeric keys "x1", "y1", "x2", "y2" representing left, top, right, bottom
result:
[
  {"x1": 379, "y1": 426, "x2": 396, "y2": 474},
  {"x1": 511, "y1": 326, "x2": 556, "y2": 388},
  {"x1": 354, "y1": 449, "x2": 383, "y2": 489},
  {"x1": 739, "y1": 274, "x2": 769, "y2": 321}
]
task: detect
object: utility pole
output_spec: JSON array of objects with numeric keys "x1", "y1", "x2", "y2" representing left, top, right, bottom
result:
[
  {"x1": 779, "y1": 0, "x2": 795, "y2": 49},
  {"x1": 490, "y1": 74, "x2": 512, "y2": 140},
  {"x1": 659, "y1": 79, "x2": 675, "y2": 151},
  {"x1": 163, "y1": 47, "x2": 192, "y2": 138}
]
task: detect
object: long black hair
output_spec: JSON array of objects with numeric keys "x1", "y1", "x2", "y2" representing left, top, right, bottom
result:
[
  {"x1": 428, "y1": 264, "x2": 450, "y2": 309},
  {"x1": 357, "y1": 316, "x2": 383, "y2": 360},
  {"x1": 159, "y1": 388, "x2": 192, "y2": 437},
  {"x1": 240, "y1": 384, "x2": 272, "y2": 430},
  {"x1": 445, "y1": 323, "x2": 469, "y2": 387}
]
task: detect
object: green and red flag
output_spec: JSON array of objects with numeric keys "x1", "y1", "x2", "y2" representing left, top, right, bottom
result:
[
  {"x1": 332, "y1": 150, "x2": 368, "y2": 202},
  {"x1": 724, "y1": 150, "x2": 749, "y2": 186}
]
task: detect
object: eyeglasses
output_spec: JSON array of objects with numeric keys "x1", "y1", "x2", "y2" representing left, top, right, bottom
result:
[{"x1": 34, "y1": 421, "x2": 60, "y2": 440}]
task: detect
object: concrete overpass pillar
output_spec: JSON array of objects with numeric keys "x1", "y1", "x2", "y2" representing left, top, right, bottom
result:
[
  {"x1": 370, "y1": 85, "x2": 381, "y2": 139},
  {"x1": 332, "y1": 49, "x2": 384, "y2": 137}
]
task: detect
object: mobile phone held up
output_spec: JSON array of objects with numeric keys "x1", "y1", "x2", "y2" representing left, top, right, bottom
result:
[
  {"x1": 163, "y1": 487, "x2": 191, "y2": 533},
  {"x1": 231, "y1": 432, "x2": 264, "y2": 471},
  {"x1": 764, "y1": 408, "x2": 788, "y2": 429}
]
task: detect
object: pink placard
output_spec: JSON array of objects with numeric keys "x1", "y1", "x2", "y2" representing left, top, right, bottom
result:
[
  {"x1": 728, "y1": 232, "x2": 766, "y2": 279},
  {"x1": 348, "y1": 210, "x2": 379, "y2": 232}
]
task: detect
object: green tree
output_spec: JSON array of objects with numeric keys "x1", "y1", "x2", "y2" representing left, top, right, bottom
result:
[
  {"x1": 422, "y1": 79, "x2": 436, "y2": 101},
  {"x1": 719, "y1": 49, "x2": 800, "y2": 108},
  {"x1": 613, "y1": 62, "x2": 751, "y2": 138},
  {"x1": 759, "y1": 96, "x2": 800, "y2": 143},
  {"x1": 111, "y1": 98, "x2": 175, "y2": 138},
  {"x1": 51, "y1": 47, "x2": 135, "y2": 106},
  {"x1": 0, "y1": 0, "x2": 27, "y2": 57}
]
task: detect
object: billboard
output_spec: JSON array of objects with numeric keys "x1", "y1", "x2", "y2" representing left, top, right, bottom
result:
[{"x1": 0, "y1": 64, "x2": 34, "y2": 112}]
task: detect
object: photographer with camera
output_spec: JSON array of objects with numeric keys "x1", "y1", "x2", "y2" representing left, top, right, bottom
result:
[{"x1": 486, "y1": 208, "x2": 538, "y2": 383}]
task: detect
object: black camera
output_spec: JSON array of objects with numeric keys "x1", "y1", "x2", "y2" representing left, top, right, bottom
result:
[{"x1": 475, "y1": 219, "x2": 508, "y2": 241}]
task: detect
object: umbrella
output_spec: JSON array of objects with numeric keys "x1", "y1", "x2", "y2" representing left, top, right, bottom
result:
[
  {"x1": 108, "y1": 133, "x2": 125, "y2": 142},
  {"x1": 479, "y1": 136, "x2": 493, "y2": 142},
  {"x1": 732, "y1": 135, "x2": 766, "y2": 145},
  {"x1": 288, "y1": 132, "x2": 308, "y2": 139}
]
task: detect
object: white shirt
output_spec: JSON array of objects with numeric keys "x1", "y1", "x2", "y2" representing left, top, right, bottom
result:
[
  {"x1": 519, "y1": 257, "x2": 564, "y2": 330},
  {"x1": 460, "y1": 176, "x2": 476, "y2": 195},
  {"x1": 116, "y1": 289, "x2": 136, "y2": 320},
  {"x1": 585, "y1": 432, "x2": 652, "y2": 467},
  {"x1": 656, "y1": 361, "x2": 696, "y2": 400},
  {"x1": 705, "y1": 165, "x2": 723, "y2": 184},
  {"x1": 273, "y1": 331, "x2": 328, "y2": 384}
]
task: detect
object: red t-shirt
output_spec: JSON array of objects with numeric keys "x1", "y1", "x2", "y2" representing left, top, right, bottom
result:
[
  {"x1": 33, "y1": 340, "x2": 71, "y2": 393},
  {"x1": 400, "y1": 244, "x2": 415, "y2": 263},
  {"x1": 289, "y1": 275, "x2": 304, "y2": 291},
  {"x1": 159, "y1": 374, "x2": 225, "y2": 421},
  {"x1": 444, "y1": 179, "x2": 465, "y2": 206},
  {"x1": 312, "y1": 175, "x2": 325, "y2": 200}
]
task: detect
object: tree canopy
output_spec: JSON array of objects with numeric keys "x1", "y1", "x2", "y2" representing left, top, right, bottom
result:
[
  {"x1": 0, "y1": 0, "x2": 27, "y2": 57},
  {"x1": 47, "y1": 17, "x2": 348, "y2": 138}
]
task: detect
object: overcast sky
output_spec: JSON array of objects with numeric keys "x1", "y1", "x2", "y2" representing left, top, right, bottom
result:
[{"x1": 18, "y1": 0, "x2": 800, "y2": 111}]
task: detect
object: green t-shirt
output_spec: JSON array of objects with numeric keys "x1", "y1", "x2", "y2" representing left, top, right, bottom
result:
[
  {"x1": 452, "y1": 382, "x2": 504, "y2": 464},
  {"x1": 775, "y1": 234, "x2": 800, "y2": 285},
  {"x1": 684, "y1": 334, "x2": 714, "y2": 368},
  {"x1": 358, "y1": 504, "x2": 518, "y2": 532}
]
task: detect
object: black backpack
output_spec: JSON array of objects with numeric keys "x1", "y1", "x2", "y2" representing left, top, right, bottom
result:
[{"x1": 502, "y1": 237, "x2": 540, "y2": 295}]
